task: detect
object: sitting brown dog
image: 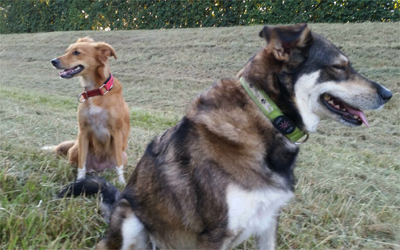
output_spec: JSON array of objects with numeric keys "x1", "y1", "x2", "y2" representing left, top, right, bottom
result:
[{"x1": 46, "y1": 37, "x2": 130, "y2": 184}]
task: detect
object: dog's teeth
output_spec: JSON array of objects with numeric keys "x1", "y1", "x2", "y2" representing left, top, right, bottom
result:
[
  {"x1": 334, "y1": 105, "x2": 340, "y2": 109},
  {"x1": 324, "y1": 95, "x2": 330, "y2": 101}
]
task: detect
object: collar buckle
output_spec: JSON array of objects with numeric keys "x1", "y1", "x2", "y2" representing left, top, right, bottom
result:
[
  {"x1": 77, "y1": 90, "x2": 88, "y2": 103},
  {"x1": 99, "y1": 83, "x2": 113, "y2": 95},
  {"x1": 76, "y1": 74, "x2": 113, "y2": 102},
  {"x1": 294, "y1": 133, "x2": 309, "y2": 145}
]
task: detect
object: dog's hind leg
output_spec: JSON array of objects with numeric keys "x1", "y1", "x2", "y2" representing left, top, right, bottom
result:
[
  {"x1": 41, "y1": 140, "x2": 76, "y2": 156},
  {"x1": 67, "y1": 143, "x2": 78, "y2": 165},
  {"x1": 254, "y1": 215, "x2": 279, "y2": 250},
  {"x1": 55, "y1": 140, "x2": 76, "y2": 156},
  {"x1": 97, "y1": 199, "x2": 150, "y2": 250}
]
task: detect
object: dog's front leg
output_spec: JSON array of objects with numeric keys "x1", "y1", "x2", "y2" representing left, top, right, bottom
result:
[
  {"x1": 112, "y1": 131, "x2": 126, "y2": 185},
  {"x1": 77, "y1": 131, "x2": 89, "y2": 180},
  {"x1": 254, "y1": 215, "x2": 279, "y2": 250}
]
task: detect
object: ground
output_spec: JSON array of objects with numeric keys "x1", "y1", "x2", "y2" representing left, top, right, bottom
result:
[{"x1": 0, "y1": 23, "x2": 399, "y2": 249}]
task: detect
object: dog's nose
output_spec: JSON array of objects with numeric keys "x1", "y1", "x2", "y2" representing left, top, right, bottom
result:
[
  {"x1": 51, "y1": 59, "x2": 59, "y2": 67},
  {"x1": 377, "y1": 85, "x2": 392, "y2": 103}
]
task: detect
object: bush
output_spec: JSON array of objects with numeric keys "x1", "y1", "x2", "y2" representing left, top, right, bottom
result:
[{"x1": 0, "y1": 0, "x2": 399, "y2": 34}]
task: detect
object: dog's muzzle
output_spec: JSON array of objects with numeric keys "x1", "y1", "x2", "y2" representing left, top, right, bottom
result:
[
  {"x1": 376, "y1": 83, "x2": 392, "y2": 103},
  {"x1": 51, "y1": 58, "x2": 60, "y2": 68}
]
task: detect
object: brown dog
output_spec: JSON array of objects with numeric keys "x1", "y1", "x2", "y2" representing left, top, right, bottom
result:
[
  {"x1": 47, "y1": 37, "x2": 130, "y2": 184},
  {"x1": 59, "y1": 24, "x2": 392, "y2": 249}
]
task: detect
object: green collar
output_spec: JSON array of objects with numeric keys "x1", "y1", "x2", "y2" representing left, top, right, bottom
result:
[{"x1": 240, "y1": 77, "x2": 308, "y2": 144}]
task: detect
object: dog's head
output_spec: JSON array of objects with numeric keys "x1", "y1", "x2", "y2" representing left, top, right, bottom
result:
[
  {"x1": 51, "y1": 37, "x2": 116, "y2": 80},
  {"x1": 257, "y1": 24, "x2": 392, "y2": 132}
]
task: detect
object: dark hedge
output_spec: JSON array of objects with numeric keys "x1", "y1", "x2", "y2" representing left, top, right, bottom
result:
[{"x1": 0, "y1": 0, "x2": 399, "y2": 34}]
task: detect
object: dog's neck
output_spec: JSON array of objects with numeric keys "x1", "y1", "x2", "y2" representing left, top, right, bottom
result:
[
  {"x1": 80, "y1": 66, "x2": 110, "y2": 91},
  {"x1": 240, "y1": 77, "x2": 307, "y2": 143},
  {"x1": 243, "y1": 48, "x2": 305, "y2": 131}
]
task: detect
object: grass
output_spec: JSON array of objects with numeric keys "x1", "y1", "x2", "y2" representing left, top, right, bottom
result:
[{"x1": 0, "y1": 23, "x2": 399, "y2": 249}]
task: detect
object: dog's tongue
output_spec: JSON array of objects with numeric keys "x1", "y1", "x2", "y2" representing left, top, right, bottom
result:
[
  {"x1": 60, "y1": 68, "x2": 73, "y2": 76},
  {"x1": 343, "y1": 103, "x2": 369, "y2": 127}
]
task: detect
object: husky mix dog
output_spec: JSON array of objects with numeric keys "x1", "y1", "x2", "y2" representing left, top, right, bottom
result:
[{"x1": 59, "y1": 24, "x2": 392, "y2": 249}]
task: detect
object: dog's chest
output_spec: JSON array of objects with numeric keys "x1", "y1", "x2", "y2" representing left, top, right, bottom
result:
[
  {"x1": 226, "y1": 184, "x2": 293, "y2": 247},
  {"x1": 83, "y1": 104, "x2": 110, "y2": 142}
]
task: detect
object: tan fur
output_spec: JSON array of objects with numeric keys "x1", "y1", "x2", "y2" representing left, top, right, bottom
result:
[
  {"x1": 55, "y1": 140, "x2": 75, "y2": 157},
  {"x1": 52, "y1": 37, "x2": 130, "y2": 182}
]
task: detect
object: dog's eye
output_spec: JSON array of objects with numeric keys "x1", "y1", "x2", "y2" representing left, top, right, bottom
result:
[
  {"x1": 73, "y1": 51, "x2": 81, "y2": 56},
  {"x1": 332, "y1": 65, "x2": 346, "y2": 71}
]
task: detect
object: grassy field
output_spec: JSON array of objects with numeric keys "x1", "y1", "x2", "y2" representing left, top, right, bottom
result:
[{"x1": 0, "y1": 23, "x2": 399, "y2": 249}]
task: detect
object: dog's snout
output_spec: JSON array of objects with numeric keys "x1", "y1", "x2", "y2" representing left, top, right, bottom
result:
[
  {"x1": 377, "y1": 84, "x2": 392, "y2": 103},
  {"x1": 51, "y1": 58, "x2": 59, "y2": 67}
]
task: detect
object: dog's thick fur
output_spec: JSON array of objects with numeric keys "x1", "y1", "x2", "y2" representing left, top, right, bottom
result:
[
  {"x1": 49, "y1": 37, "x2": 130, "y2": 184},
  {"x1": 59, "y1": 24, "x2": 392, "y2": 249}
]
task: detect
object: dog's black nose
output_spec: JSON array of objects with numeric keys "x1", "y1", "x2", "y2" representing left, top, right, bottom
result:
[
  {"x1": 51, "y1": 59, "x2": 59, "y2": 67},
  {"x1": 378, "y1": 85, "x2": 392, "y2": 103}
]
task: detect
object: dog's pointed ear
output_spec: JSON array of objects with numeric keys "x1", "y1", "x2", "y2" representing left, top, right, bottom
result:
[
  {"x1": 259, "y1": 26, "x2": 273, "y2": 41},
  {"x1": 95, "y1": 42, "x2": 117, "y2": 63},
  {"x1": 260, "y1": 23, "x2": 311, "y2": 61},
  {"x1": 76, "y1": 37, "x2": 95, "y2": 43}
]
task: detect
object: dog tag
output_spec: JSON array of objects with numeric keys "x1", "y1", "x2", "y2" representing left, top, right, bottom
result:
[{"x1": 273, "y1": 115, "x2": 296, "y2": 134}]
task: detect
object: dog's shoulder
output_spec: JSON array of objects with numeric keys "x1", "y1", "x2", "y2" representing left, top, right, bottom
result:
[{"x1": 186, "y1": 79, "x2": 266, "y2": 144}]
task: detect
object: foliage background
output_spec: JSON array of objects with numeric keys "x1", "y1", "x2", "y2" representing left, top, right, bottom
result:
[{"x1": 0, "y1": 0, "x2": 399, "y2": 34}]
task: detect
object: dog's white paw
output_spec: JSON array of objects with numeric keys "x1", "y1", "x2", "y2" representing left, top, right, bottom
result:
[
  {"x1": 77, "y1": 167, "x2": 86, "y2": 180},
  {"x1": 116, "y1": 165, "x2": 125, "y2": 185},
  {"x1": 118, "y1": 175, "x2": 126, "y2": 185}
]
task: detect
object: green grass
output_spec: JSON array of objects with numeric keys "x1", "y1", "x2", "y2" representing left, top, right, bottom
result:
[{"x1": 1, "y1": 23, "x2": 399, "y2": 249}]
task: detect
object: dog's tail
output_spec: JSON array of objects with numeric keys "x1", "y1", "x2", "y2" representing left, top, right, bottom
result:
[
  {"x1": 41, "y1": 140, "x2": 75, "y2": 156},
  {"x1": 58, "y1": 176, "x2": 120, "y2": 221}
]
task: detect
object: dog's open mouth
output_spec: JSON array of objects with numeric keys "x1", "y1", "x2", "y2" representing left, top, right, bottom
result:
[
  {"x1": 320, "y1": 93, "x2": 369, "y2": 127},
  {"x1": 59, "y1": 65, "x2": 84, "y2": 78}
]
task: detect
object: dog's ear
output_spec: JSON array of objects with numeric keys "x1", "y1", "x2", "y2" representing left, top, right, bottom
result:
[
  {"x1": 76, "y1": 37, "x2": 95, "y2": 43},
  {"x1": 95, "y1": 42, "x2": 117, "y2": 63},
  {"x1": 260, "y1": 23, "x2": 311, "y2": 61}
]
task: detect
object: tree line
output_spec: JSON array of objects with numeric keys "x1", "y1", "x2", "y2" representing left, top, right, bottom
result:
[{"x1": 0, "y1": 0, "x2": 399, "y2": 34}]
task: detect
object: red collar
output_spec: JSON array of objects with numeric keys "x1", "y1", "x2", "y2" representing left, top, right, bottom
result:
[{"x1": 78, "y1": 74, "x2": 114, "y2": 103}]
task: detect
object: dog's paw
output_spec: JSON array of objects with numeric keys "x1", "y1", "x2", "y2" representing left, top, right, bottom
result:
[
  {"x1": 118, "y1": 175, "x2": 126, "y2": 185},
  {"x1": 77, "y1": 168, "x2": 86, "y2": 180}
]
